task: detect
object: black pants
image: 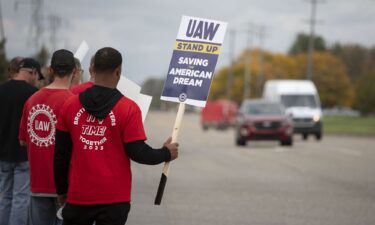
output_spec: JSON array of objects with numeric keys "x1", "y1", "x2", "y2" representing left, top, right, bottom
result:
[{"x1": 62, "y1": 202, "x2": 130, "y2": 225}]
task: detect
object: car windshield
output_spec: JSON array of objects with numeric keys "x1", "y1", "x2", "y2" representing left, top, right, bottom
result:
[
  {"x1": 281, "y1": 95, "x2": 317, "y2": 108},
  {"x1": 243, "y1": 103, "x2": 284, "y2": 115}
]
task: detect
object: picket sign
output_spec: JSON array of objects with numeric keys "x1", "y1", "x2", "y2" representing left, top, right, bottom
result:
[
  {"x1": 155, "y1": 15, "x2": 227, "y2": 205},
  {"x1": 74, "y1": 41, "x2": 90, "y2": 82},
  {"x1": 73, "y1": 41, "x2": 153, "y2": 122},
  {"x1": 117, "y1": 76, "x2": 152, "y2": 122}
]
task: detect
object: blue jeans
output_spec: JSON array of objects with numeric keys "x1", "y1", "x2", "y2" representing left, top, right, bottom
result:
[
  {"x1": 0, "y1": 161, "x2": 30, "y2": 225},
  {"x1": 28, "y1": 196, "x2": 62, "y2": 225}
]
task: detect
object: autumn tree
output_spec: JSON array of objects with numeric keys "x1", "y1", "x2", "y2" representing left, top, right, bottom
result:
[
  {"x1": 289, "y1": 33, "x2": 327, "y2": 55},
  {"x1": 210, "y1": 49, "x2": 270, "y2": 104},
  {"x1": 294, "y1": 52, "x2": 354, "y2": 107},
  {"x1": 211, "y1": 49, "x2": 354, "y2": 107}
]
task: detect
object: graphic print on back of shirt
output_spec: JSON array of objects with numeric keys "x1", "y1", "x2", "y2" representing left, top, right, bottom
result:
[
  {"x1": 27, "y1": 104, "x2": 57, "y2": 147},
  {"x1": 74, "y1": 108, "x2": 117, "y2": 151}
]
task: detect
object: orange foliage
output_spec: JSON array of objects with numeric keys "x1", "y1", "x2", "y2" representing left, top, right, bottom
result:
[{"x1": 211, "y1": 49, "x2": 354, "y2": 107}]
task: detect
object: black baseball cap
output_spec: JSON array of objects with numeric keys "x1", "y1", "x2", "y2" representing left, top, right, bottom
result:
[
  {"x1": 19, "y1": 58, "x2": 44, "y2": 80},
  {"x1": 51, "y1": 49, "x2": 75, "y2": 75}
]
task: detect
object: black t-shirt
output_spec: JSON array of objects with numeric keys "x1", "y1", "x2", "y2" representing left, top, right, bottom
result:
[{"x1": 0, "y1": 80, "x2": 38, "y2": 162}]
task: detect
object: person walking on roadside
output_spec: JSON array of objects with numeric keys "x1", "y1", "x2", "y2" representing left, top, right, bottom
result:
[
  {"x1": 19, "y1": 49, "x2": 76, "y2": 225},
  {"x1": 54, "y1": 47, "x2": 178, "y2": 225},
  {"x1": 0, "y1": 58, "x2": 41, "y2": 225}
]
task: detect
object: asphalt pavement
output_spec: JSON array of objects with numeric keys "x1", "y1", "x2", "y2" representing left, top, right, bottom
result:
[{"x1": 127, "y1": 111, "x2": 375, "y2": 225}]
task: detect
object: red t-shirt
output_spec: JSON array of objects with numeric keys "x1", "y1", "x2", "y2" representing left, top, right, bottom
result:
[
  {"x1": 56, "y1": 95, "x2": 146, "y2": 204},
  {"x1": 70, "y1": 81, "x2": 94, "y2": 95},
  {"x1": 19, "y1": 88, "x2": 73, "y2": 194}
]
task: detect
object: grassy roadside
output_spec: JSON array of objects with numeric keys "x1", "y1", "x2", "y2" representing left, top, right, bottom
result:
[{"x1": 323, "y1": 115, "x2": 375, "y2": 136}]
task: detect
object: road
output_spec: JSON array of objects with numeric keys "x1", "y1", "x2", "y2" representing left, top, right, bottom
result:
[{"x1": 127, "y1": 112, "x2": 375, "y2": 225}]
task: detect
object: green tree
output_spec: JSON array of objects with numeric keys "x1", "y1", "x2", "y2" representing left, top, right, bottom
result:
[
  {"x1": 354, "y1": 71, "x2": 375, "y2": 115},
  {"x1": 142, "y1": 78, "x2": 175, "y2": 110},
  {"x1": 289, "y1": 33, "x2": 326, "y2": 55},
  {"x1": 0, "y1": 39, "x2": 8, "y2": 82},
  {"x1": 33, "y1": 45, "x2": 49, "y2": 67},
  {"x1": 142, "y1": 78, "x2": 164, "y2": 110},
  {"x1": 331, "y1": 43, "x2": 367, "y2": 81}
]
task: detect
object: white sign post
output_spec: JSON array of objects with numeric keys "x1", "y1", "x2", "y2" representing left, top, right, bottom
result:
[{"x1": 155, "y1": 15, "x2": 227, "y2": 205}]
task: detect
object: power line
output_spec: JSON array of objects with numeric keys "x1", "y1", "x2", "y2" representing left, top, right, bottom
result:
[
  {"x1": 48, "y1": 14, "x2": 61, "y2": 51},
  {"x1": 0, "y1": 0, "x2": 5, "y2": 41},
  {"x1": 226, "y1": 29, "x2": 236, "y2": 100},
  {"x1": 15, "y1": 0, "x2": 44, "y2": 51},
  {"x1": 243, "y1": 22, "x2": 254, "y2": 100},
  {"x1": 256, "y1": 25, "x2": 268, "y2": 97},
  {"x1": 306, "y1": 0, "x2": 324, "y2": 80},
  {"x1": 0, "y1": 0, "x2": 6, "y2": 57}
]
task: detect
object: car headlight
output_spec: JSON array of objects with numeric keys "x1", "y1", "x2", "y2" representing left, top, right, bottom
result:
[
  {"x1": 240, "y1": 127, "x2": 249, "y2": 136},
  {"x1": 313, "y1": 115, "x2": 320, "y2": 123}
]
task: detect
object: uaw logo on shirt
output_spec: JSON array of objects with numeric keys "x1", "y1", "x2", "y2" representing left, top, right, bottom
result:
[{"x1": 27, "y1": 104, "x2": 57, "y2": 147}]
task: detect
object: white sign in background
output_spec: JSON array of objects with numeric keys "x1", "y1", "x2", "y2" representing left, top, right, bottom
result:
[
  {"x1": 117, "y1": 76, "x2": 152, "y2": 122},
  {"x1": 74, "y1": 41, "x2": 153, "y2": 122}
]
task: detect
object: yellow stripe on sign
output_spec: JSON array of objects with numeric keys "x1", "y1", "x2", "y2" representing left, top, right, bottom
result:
[{"x1": 174, "y1": 41, "x2": 221, "y2": 55}]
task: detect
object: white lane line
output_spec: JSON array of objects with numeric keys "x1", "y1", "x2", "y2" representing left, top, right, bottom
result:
[
  {"x1": 330, "y1": 147, "x2": 362, "y2": 157},
  {"x1": 274, "y1": 147, "x2": 290, "y2": 153}
]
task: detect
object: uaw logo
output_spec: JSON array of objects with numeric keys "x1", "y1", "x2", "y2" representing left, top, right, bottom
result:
[
  {"x1": 27, "y1": 104, "x2": 57, "y2": 147},
  {"x1": 179, "y1": 93, "x2": 187, "y2": 102}
]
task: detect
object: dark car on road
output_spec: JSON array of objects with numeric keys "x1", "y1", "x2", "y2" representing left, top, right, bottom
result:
[{"x1": 235, "y1": 100, "x2": 293, "y2": 146}]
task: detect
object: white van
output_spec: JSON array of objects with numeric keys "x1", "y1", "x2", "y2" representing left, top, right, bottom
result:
[{"x1": 263, "y1": 80, "x2": 322, "y2": 140}]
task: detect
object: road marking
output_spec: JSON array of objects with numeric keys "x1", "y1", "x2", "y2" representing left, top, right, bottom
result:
[
  {"x1": 330, "y1": 147, "x2": 362, "y2": 157},
  {"x1": 274, "y1": 147, "x2": 290, "y2": 153}
]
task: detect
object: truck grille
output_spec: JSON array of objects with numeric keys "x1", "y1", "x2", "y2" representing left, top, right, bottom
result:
[
  {"x1": 293, "y1": 118, "x2": 313, "y2": 123},
  {"x1": 254, "y1": 121, "x2": 281, "y2": 129}
]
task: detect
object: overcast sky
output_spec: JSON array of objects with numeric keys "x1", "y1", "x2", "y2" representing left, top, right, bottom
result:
[{"x1": 2, "y1": 0, "x2": 375, "y2": 84}]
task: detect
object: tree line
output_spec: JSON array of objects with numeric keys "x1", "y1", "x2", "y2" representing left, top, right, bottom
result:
[
  {"x1": 2, "y1": 34, "x2": 373, "y2": 115},
  {"x1": 210, "y1": 33, "x2": 375, "y2": 115}
]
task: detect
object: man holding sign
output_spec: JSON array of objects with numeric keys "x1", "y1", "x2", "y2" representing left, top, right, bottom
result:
[
  {"x1": 54, "y1": 47, "x2": 178, "y2": 225},
  {"x1": 155, "y1": 15, "x2": 227, "y2": 204}
]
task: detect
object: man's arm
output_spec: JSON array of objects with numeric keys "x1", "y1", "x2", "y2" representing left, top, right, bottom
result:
[
  {"x1": 54, "y1": 129, "x2": 73, "y2": 204},
  {"x1": 124, "y1": 138, "x2": 178, "y2": 165}
]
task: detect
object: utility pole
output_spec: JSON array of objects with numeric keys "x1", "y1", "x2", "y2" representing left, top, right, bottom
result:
[
  {"x1": 0, "y1": 0, "x2": 5, "y2": 42},
  {"x1": 15, "y1": 0, "x2": 44, "y2": 51},
  {"x1": 48, "y1": 14, "x2": 61, "y2": 51},
  {"x1": 0, "y1": 0, "x2": 6, "y2": 57},
  {"x1": 306, "y1": 0, "x2": 323, "y2": 80},
  {"x1": 226, "y1": 29, "x2": 236, "y2": 101},
  {"x1": 256, "y1": 25, "x2": 267, "y2": 97},
  {"x1": 243, "y1": 23, "x2": 253, "y2": 100}
]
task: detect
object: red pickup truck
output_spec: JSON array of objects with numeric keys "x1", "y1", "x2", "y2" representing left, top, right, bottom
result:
[{"x1": 201, "y1": 100, "x2": 238, "y2": 130}]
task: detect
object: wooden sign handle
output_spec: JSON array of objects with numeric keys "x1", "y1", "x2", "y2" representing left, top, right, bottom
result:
[{"x1": 154, "y1": 103, "x2": 185, "y2": 205}]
